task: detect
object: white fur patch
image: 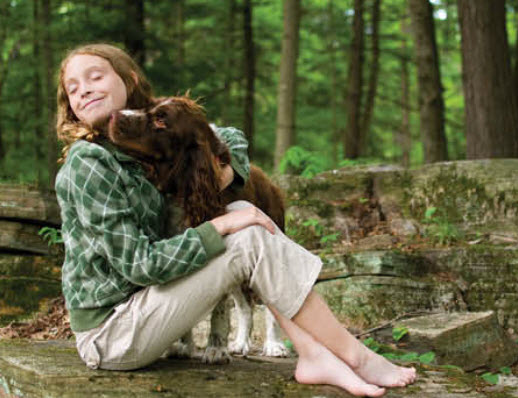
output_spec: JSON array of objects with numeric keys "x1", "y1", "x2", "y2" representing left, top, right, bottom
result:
[{"x1": 119, "y1": 109, "x2": 144, "y2": 117}]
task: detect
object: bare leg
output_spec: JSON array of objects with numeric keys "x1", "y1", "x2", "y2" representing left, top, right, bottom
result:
[
  {"x1": 268, "y1": 306, "x2": 385, "y2": 397},
  {"x1": 291, "y1": 290, "x2": 416, "y2": 388}
]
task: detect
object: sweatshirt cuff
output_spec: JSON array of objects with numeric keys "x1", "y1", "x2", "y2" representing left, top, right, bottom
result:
[{"x1": 195, "y1": 221, "x2": 226, "y2": 259}]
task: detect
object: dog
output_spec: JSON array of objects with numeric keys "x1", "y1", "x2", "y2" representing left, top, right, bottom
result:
[{"x1": 107, "y1": 96, "x2": 290, "y2": 363}]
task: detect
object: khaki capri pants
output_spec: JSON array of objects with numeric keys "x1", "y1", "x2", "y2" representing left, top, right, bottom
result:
[{"x1": 75, "y1": 201, "x2": 322, "y2": 370}]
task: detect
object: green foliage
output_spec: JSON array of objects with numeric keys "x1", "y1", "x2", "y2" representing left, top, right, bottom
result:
[
  {"x1": 481, "y1": 372, "x2": 499, "y2": 385},
  {"x1": 422, "y1": 206, "x2": 462, "y2": 245},
  {"x1": 38, "y1": 227, "x2": 63, "y2": 246},
  {"x1": 283, "y1": 339, "x2": 294, "y2": 351},
  {"x1": 363, "y1": 337, "x2": 436, "y2": 365},
  {"x1": 286, "y1": 216, "x2": 340, "y2": 251},
  {"x1": 417, "y1": 351, "x2": 435, "y2": 364},
  {"x1": 0, "y1": 0, "x2": 487, "y2": 182},
  {"x1": 362, "y1": 337, "x2": 381, "y2": 353},
  {"x1": 479, "y1": 367, "x2": 512, "y2": 386},
  {"x1": 278, "y1": 146, "x2": 327, "y2": 178},
  {"x1": 392, "y1": 326, "x2": 409, "y2": 342}
]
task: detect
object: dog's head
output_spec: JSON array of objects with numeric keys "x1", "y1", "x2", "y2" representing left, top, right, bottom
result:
[{"x1": 107, "y1": 96, "x2": 230, "y2": 164}]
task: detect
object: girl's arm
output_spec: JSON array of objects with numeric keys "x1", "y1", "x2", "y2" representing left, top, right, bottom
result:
[{"x1": 62, "y1": 148, "x2": 225, "y2": 287}]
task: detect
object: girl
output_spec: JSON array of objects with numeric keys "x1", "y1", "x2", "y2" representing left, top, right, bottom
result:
[{"x1": 55, "y1": 43, "x2": 416, "y2": 397}]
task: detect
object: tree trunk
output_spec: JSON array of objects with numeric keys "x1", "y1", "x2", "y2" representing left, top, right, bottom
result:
[
  {"x1": 33, "y1": 0, "x2": 45, "y2": 183},
  {"x1": 328, "y1": 1, "x2": 339, "y2": 167},
  {"x1": 174, "y1": 0, "x2": 185, "y2": 69},
  {"x1": 514, "y1": 2, "x2": 518, "y2": 109},
  {"x1": 0, "y1": 1, "x2": 9, "y2": 161},
  {"x1": 344, "y1": 0, "x2": 364, "y2": 159},
  {"x1": 243, "y1": 0, "x2": 255, "y2": 156},
  {"x1": 222, "y1": 0, "x2": 237, "y2": 125},
  {"x1": 458, "y1": 0, "x2": 518, "y2": 158},
  {"x1": 42, "y1": 0, "x2": 57, "y2": 187},
  {"x1": 124, "y1": 0, "x2": 145, "y2": 66},
  {"x1": 408, "y1": 0, "x2": 448, "y2": 163},
  {"x1": 360, "y1": 0, "x2": 381, "y2": 154},
  {"x1": 400, "y1": 14, "x2": 411, "y2": 167},
  {"x1": 274, "y1": 0, "x2": 301, "y2": 168}
]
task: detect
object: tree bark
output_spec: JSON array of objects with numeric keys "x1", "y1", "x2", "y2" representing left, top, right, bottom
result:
[
  {"x1": 400, "y1": 14, "x2": 411, "y2": 167},
  {"x1": 328, "y1": 1, "x2": 339, "y2": 167},
  {"x1": 408, "y1": 0, "x2": 448, "y2": 163},
  {"x1": 243, "y1": 0, "x2": 255, "y2": 156},
  {"x1": 42, "y1": 0, "x2": 57, "y2": 187},
  {"x1": 174, "y1": 0, "x2": 185, "y2": 69},
  {"x1": 33, "y1": 0, "x2": 45, "y2": 183},
  {"x1": 222, "y1": 0, "x2": 237, "y2": 125},
  {"x1": 344, "y1": 0, "x2": 364, "y2": 159},
  {"x1": 274, "y1": 0, "x2": 301, "y2": 168},
  {"x1": 124, "y1": 0, "x2": 145, "y2": 66},
  {"x1": 360, "y1": 0, "x2": 381, "y2": 154},
  {"x1": 458, "y1": 0, "x2": 518, "y2": 158}
]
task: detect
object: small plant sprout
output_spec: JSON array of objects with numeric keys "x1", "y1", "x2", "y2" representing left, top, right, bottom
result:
[
  {"x1": 392, "y1": 326, "x2": 409, "y2": 342},
  {"x1": 38, "y1": 227, "x2": 64, "y2": 246}
]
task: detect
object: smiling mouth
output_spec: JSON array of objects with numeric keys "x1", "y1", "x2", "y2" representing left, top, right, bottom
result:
[{"x1": 83, "y1": 98, "x2": 103, "y2": 109}]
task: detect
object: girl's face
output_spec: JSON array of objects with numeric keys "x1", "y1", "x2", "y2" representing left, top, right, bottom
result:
[{"x1": 63, "y1": 54, "x2": 128, "y2": 128}]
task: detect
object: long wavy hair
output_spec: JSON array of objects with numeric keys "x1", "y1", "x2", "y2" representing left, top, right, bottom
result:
[{"x1": 56, "y1": 43, "x2": 154, "y2": 162}]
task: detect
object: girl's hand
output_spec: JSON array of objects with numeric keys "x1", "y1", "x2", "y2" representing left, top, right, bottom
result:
[{"x1": 210, "y1": 206, "x2": 276, "y2": 236}]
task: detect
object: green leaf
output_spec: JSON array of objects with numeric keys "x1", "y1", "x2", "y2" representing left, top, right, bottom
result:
[
  {"x1": 283, "y1": 339, "x2": 293, "y2": 350},
  {"x1": 320, "y1": 232, "x2": 339, "y2": 244},
  {"x1": 362, "y1": 338, "x2": 381, "y2": 353},
  {"x1": 392, "y1": 326, "x2": 409, "y2": 342},
  {"x1": 398, "y1": 352, "x2": 419, "y2": 362},
  {"x1": 382, "y1": 353, "x2": 397, "y2": 360},
  {"x1": 499, "y1": 366, "x2": 512, "y2": 375},
  {"x1": 424, "y1": 207, "x2": 437, "y2": 220},
  {"x1": 418, "y1": 351, "x2": 436, "y2": 364},
  {"x1": 481, "y1": 372, "x2": 499, "y2": 385},
  {"x1": 302, "y1": 218, "x2": 320, "y2": 228}
]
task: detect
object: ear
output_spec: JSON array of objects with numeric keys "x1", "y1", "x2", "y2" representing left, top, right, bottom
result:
[{"x1": 130, "y1": 71, "x2": 139, "y2": 86}]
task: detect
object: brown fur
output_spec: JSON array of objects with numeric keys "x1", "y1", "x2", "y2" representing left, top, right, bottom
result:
[{"x1": 107, "y1": 96, "x2": 285, "y2": 231}]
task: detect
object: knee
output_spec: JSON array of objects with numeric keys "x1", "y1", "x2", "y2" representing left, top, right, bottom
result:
[
  {"x1": 226, "y1": 200, "x2": 254, "y2": 212},
  {"x1": 227, "y1": 224, "x2": 271, "y2": 249}
]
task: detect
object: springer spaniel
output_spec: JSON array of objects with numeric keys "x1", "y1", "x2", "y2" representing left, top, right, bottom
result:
[{"x1": 107, "y1": 96, "x2": 289, "y2": 363}]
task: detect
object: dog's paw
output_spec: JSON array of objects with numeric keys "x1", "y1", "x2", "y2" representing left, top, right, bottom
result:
[
  {"x1": 229, "y1": 337, "x2": 251, "y2": 356},
  {"x1": 202, "y1": 346, "x2": 232, "y2": 364},
  {"x1": 162, "y1": 340, "x2": 195, "y2": 359},
  {"x1": 262, "y1": 340, "x2": 290, "y2": 357}
]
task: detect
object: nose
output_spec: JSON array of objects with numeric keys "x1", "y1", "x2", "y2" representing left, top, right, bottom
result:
[{"x1": 79, "y1": 81, "x2": 93, "y2": 98}]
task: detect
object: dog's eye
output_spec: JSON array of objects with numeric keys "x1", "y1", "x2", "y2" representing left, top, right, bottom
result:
[{"x1": 153, "y1": 112, "x2": 167, "y2": 129}]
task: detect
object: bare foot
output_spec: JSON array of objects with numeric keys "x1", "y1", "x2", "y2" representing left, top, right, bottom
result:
[
  {"x1": 295, "y1": 344, "x2": 386, "y2": 397},
  {"x1": 352, "y1": 344, "x2": 417, "y2": 388}
]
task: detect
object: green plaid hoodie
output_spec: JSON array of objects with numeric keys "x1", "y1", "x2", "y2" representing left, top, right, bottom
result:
[{"x1": 55, "y1": 126, "x2": 250, "y2": 332}]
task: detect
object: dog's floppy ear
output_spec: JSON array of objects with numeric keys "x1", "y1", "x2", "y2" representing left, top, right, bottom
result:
[{"x1": 182, "y1": 143, "x2": 225, "y2": 227}]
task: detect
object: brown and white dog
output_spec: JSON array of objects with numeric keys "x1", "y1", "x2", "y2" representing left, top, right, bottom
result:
[{"x1": 107, "y1": 96, "x2": 289, "y2": 363}]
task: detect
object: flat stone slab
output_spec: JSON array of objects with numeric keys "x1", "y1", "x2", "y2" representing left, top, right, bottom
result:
[
  {"x1": 390, "y1": 311, "x2": 518, "y2": 371},
  {"x1": 0, "y1": 339, "x2": 347, "y2": 398},
  {"x1": 1, "y1": 339, "x2": 518, "y2": 397}
]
